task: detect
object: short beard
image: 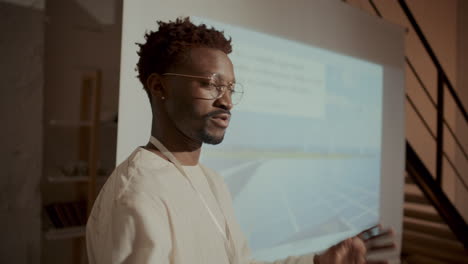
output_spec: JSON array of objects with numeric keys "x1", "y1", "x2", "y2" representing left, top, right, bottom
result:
[
  {"x1": 199, "y1": 109, "x2": 230, "y2": 145},
  {"x1": 200, "y1": 130, "x2": 225, "y2": 145}
]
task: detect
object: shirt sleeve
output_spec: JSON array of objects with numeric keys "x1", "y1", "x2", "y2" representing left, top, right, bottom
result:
[{"x1": 110, "y1": 193, "x2": 172, "y2": 264}]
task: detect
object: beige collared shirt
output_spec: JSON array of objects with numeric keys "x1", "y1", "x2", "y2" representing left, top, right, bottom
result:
[{"x1": 86, "y1": 147, "x2": 316, "y2": 264}]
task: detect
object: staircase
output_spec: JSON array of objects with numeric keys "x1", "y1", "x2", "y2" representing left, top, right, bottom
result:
[
  {"x1": 402, "y1": 174, "x2": 468, "y2": 264},
  {"x1": 342, "y1": 0, "x2": 468, "y2": 263}
]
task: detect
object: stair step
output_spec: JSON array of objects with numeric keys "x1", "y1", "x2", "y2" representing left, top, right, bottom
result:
[
  {"x1": 403, "y1": 230, "x2": 465, "y2": 252},
  {"x1": 404, "y1": 208, "x2": 444, "y2": 223},
  {"x1": 405, "y1": 193, "x2": 430, "y2": 205},
  {"x1": 405, "y1": 175, "x2": 415, "y2": 185},
  {"x1": 403, "y1": 217, "x2": 456, "y2": 240},
  {"x1": 402, "y1": 240, "x2": 468, "y2": 264},
  {"x1": 404, "y1": 183, "x2": 424, "y2": 195}
]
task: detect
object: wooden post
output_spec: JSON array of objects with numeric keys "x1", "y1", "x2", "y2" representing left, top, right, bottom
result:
[
  {"x1": 88, "y1": 70, "x2": 101, "y2": 215},
  {"x1": 74, "y1": 70, "x2": 101, "y2": 264}
]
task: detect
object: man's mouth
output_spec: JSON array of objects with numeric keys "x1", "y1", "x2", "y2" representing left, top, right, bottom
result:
[{"x1": 209, "y1": 113, "x2": 230, "y2": 128}]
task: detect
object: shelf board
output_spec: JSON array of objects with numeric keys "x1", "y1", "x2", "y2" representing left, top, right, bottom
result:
[
  {"x1": 47, "y1": 175, "x2": 108, "y2": 183},
  {"x1": 47, "y1": 119, "x2": 117, "y2": 128},
  {"x1": 48, "y1": 120, "x2": 92, "y2": 127},
  {"x1": 45, "y1": 226, "x2": 86, "y2": 240}
]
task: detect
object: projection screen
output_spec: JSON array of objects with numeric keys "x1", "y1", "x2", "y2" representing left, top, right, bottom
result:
[{"x1": 116, "y1": 0, "x2": 405, "y2": 262}]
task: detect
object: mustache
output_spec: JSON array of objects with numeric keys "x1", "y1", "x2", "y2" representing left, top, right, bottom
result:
[{"x1": 204, "y1": 110, "x2": 231, "y2": 119}]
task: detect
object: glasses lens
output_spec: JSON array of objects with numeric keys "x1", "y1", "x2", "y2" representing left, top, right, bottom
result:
[
  {"x1": 231, "y1": 83, "x2": 244, "y2": 105},
  {"x1": 204, "y1": 79, "x2": 244, "y2": 105}
]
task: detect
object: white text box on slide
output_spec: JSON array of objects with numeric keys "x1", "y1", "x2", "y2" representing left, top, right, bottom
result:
[{"x1": 232, "y1": 43, "x2": 326, "y2": 118}]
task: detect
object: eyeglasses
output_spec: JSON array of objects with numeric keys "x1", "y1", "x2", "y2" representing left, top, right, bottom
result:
[{"x1": 162, "y1": 72, "x2": 244, "y2": 105}]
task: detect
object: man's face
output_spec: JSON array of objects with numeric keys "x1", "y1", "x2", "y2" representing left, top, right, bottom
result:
[{"x1": 162, "y1": 47, "x2": 235, "y2": 145}]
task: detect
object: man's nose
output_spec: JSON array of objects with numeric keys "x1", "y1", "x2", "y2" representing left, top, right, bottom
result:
[{"x1": 215, "y1": 90, "x2": 233, "y2": 111}]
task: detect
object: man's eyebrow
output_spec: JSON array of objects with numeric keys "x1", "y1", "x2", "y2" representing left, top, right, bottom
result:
[
  {"x1": 190, "y1": 71, "x2": 235, "y2": 83},
  {"x1": 212, "y1": 73, "x2": 236, "y2": 83}
]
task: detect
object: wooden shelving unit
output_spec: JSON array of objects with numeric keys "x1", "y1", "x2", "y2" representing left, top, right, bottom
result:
[{"x1": 42, "y1": 70, "x2": 112, "y2": 264}]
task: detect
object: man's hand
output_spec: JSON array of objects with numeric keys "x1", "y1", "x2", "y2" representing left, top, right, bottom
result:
[{"x1": 314, "y1": 225, "x2": 396, "y2": 264}]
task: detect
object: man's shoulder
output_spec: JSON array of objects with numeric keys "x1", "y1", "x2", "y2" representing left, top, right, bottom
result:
[
  {"x1": 125, "y1": 146, "x2": 171, "y2": 172},
  {"x1": 87, "y1": 147, "x2": 176, "y2": 234},
  {"x1": 105, "y1": 147, "x2": 176, "y2": 201}
]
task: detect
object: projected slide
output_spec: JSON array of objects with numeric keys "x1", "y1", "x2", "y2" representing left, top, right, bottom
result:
[{"x1": 195, "y1": 18, "x2": 383, "y2": 261}]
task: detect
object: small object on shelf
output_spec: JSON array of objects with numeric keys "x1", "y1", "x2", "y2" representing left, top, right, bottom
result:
[
  {"x1": 54, "y1": 203, "x2": 73, "y2": 227},
  {"x1": 44, "y1": 201, "x2": 87, "y2": 229},
  {"x1": 74, "y1": 201, "x2": 88, "y2": 225},
  {"x1": 49, "y1": 161, "x2": 112, "y2": 183},
  {"x1": 59, "y1": 161, "x2": 89, "y2": 177},
  {"x1": 45, "y1": 204, "x2": 63, "y2": 228},
  {"x1": 63, "y1": 203, "x2": 80, "y2": 226}
]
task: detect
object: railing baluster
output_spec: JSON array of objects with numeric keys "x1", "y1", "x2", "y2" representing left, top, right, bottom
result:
[
  {"x1": 399, "y1": 0, "x2": 468, "y2": 122},
  {"x1": 436, "y1": 71, "x2": 444, "y2": 185}
]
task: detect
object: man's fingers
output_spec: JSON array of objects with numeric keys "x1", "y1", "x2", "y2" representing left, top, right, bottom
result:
[
  {"x1": 349, "y1": 237, "x2": 366, "y2": 261},
  {"x1": 357, "y1": 224, "x2": 381, "y2": 237},
  {"x1": 356, "y1": 255, "x2": 366, "y2": 264},
  {"x1": 362, "y1": 228, "x2": 394, "y2": 242},
  {"x1": 367, "y1": 242, "x2": 396, "y2": 252},
  {"x1": 352, "y1": 237, "x2": 367, "y2": 251}
]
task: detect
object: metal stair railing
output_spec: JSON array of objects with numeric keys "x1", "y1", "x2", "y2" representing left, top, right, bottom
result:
[
  {"x1": 397, "y1": 0, "x2": 467, "y2": 186},
  {"x1": 406, "y1": 142, "x2": 468, "y2": 248},
  {"x1": 344, "y1": 0, "x2": 468, "y2": 248},
  {"x1": 366, "y1": 0, "x2": 468, "y2": 189}
]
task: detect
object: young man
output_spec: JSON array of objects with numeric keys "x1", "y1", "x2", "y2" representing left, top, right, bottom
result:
[{"x1": 86, "y1": 17, "x2": 394, "y2": 264}]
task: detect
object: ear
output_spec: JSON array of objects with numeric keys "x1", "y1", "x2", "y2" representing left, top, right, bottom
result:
[{"x1": 146, "y1": 73, "x2": 166, "y2": 100}]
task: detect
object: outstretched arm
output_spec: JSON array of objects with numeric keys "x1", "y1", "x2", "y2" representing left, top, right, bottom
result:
[
  {"x1": 244, "y1": 225, "x2": 395, "y2": 264},
  {"x1": 314, "y1": 225, "x2": 396, "y2": 264}
]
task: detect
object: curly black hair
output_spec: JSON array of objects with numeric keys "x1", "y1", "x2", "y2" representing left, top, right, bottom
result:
[{"x1": 136, "y1": 17, "x2": 232, "y2": 99}]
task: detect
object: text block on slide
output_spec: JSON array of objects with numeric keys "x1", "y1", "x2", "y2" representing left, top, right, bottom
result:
[
  {"x1": 193, "y1": 16, "x2": 326, "y2": 119},
  {"x1": 233, "y1": 43, "x2": 325, "y2": 118}
]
